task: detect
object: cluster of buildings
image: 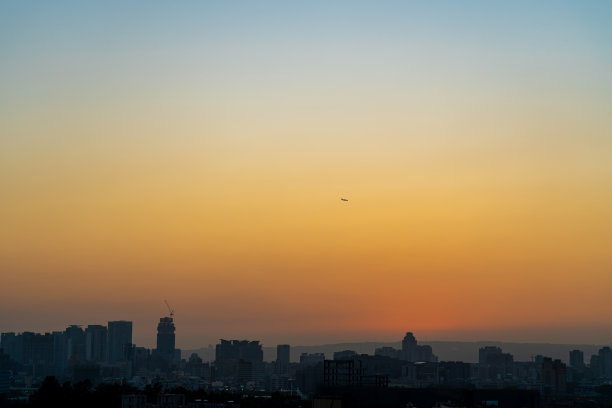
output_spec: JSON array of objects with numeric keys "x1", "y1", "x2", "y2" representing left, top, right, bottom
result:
[
  {"x1": 318, "y1": 339, "x2": 612, "y2": 399},
  {"x1": 2, "y1": 325, "x2": 612, "y2": 404},
  {"x1": 0, "y1": 315, "x2": 179, "y2": 392}
]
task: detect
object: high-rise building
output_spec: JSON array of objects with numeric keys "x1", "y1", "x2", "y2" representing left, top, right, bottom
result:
[
  {"x1": 85, "y1": 325, "x2": 107, "y2": 362},
  {"x1": 156, "y1": 317, "x2": 176, "y2": 361},
  {"x1": 1, "y1": 332, "x2": 55, "y2": 377},
  {"x1": 65, "y1": 326, "x2": 86, "y2": 362},
  {"x1": 569, "y1": 349, "x2": 584, "y2": 368},
  {"x1": 107, "y1": 321, "x2": 132, "y2": 362},
  {"x1": 542, "y1": 357, "x2": 567, "y2": 393},
  {"x1": 375, "y1": 346, "x2": 402, "y2": 360},
  {"x1": 599, "y1": 346, "x2": 612, "y2": 378},
  {"x1": 216, "y1": 340, "x2": 263, "y2": 364},
  {"x1": 479, "y1": 346, "x2": 503, "y2": 365},
  {"x1": 276, "y1": 344, "x2": 290, "y2": 375},
  {"x1": 478, "y1": 346, "x2": 514, "y2": 380},
  {"x1": 277, "y1": 344, "x2": 290, "y2": 365},
  {"x1": 299, "y1": 353, "x2": 325, "y2": 366},
  {"x1": 0, "y1": 333, "x2": 22, "y2": 363},
  {"x1": 402, "y1": 332, "x2": 418, "y2": 362},
  {"x1": 21, "y1": 332, "x2": 54, "y2": 367},
  {"x1": 215, "y1": 339, "x2": 263, "y2": 381},
  {"x1": 334, "y1": 350, "x2": 358, "y2": 360},
  {"x1": 53, "y1": 331, "x2": 66, "y2": 377},
  {"x1": 401, "y1": 332, "x2": 437, "y2": 362},
  {"x1": 590, "y1": 355, "x2": 601, "y2": 378},
  {"x1": 323, "y1": 359, "x2": 364, "y2": 386}
]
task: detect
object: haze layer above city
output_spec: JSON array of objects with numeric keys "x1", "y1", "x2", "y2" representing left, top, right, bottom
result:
[{"x1": 1, "y1": 1, "x2": 612, "y2": 349}]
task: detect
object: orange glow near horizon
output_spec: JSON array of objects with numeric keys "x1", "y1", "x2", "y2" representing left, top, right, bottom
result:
[{"x1": 2, "y1": 1, "x2": 612, "y2": 348}]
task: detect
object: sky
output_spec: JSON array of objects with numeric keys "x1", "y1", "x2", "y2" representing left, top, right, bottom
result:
[{"x1": 1, "y1": 1, "x2": 612, "y2": 349}]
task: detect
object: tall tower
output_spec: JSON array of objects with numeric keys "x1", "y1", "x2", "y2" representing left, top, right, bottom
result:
[
  {"x1": 156, "y1": 317, "x2": 176, "y2": 361},
  {"x1": 65, "y1": 325, "x2": 86, "y2": 362},
  {"x1": 401, "y1": 332, "x2": 418, "y2": 362},
  {"x1": 107, "y1": 321, "x2": 132, "y2": 362},
  {"x1": 569, "y1": 349, "x2": 584, "y2": 368},
  {"x1": 277, "y1": 344, "x2": 290, "y2": 365},
  {"x1": 85, "y1": 325, "x2": 107, "y2": 362},
  {"x1": 276, "y1": 344, "x2": 290, "y2": 375}
]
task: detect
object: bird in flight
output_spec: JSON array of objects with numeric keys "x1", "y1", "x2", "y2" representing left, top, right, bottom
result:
[{"x1": 341, "y1": 198, "x2": 348, "y2": 202}]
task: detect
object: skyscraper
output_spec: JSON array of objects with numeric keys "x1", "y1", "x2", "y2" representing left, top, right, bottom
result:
[
  {"x1": 52, "y1": 331, "x2": 66, "y2": 376},
  {"x1": 0, "y1": 333, "x2": 22, "y2": 363},
  {"x1": 277, "y1": 344, "x2": 290, "y2": 365},
  {"x1": 569, "y1": 349, "x2": 584, "y2": 368},
  {"x1": 276, "y1": 344, "x2": 290, "y2": 375},
  {"x1": 156, "y1": 317, "x2": 176, "y2": 361},
  {"x1": 215, "y1": 339, "x2": 263, "y2": 381},
  {"x1": 401, "y1": 332, "x2": 437, "y2": 362},
  {"x1": 107, "y1": 321, "x2": 132, "y2": 362},
  {"x1": 599, "y1": 346, "x2": 612, "y2": 378},
  {"x1": 401, "y1": 332, "x2": 418, "y2": 362},
  {"x1": 65, "y1": 325, "x2": 86, "y2": 362},
  {"x1": 85, "y1": 325, "x2": 107, "y2": 362}
]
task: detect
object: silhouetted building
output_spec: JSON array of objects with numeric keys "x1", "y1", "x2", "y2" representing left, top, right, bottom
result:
[
  {"x1": 439, "y1": 361, "x2": 472, "y2": 385},
  {"x1": 107, "y1": 321, "x2": 132, "y2": 362},
  {"x1": 324, "y1": 359, "x2": 364, "y2": 386},
  {"x1": 21, "y1": 332, "x2": 54, "y2": 370},
  {"x1": 276, "y1": 344, "x2": 290, "y2": 375},
  {"x1": 277, "y1": 344, "x2": 290, "y2": 364},
  {"x1": 375, "y1": 346, "x2": 402, "y2": 360},
  {"x1": 479, "y1": 346, "x2": 501, "y2": 365},
  {"x1": 599, "y1": 346, "x2": 612, "y2": 378},
  {"x1": 52, "y1": 331, "x2": 66, "y2": 377},
  {"x1": 401, "y1": 332, "x2": 437, "y2": 362},
  {"x1": 215, "y1": 339, "x2": 263, "y2": 383},
  {"x1": 132, "y1": 347, "x2": 150, "y2": 375},
  {"x1": 216, "y1": 339, "x2": 263, "y2": 363},
  {"x1": 300, "y1": 352, "x2": 325, "y2": 366},
  {"x1": 296, "y1": 360, "x2": 324, "y2": 394},
  {"x1": 324, "y1": 359, "x2": 389, "y2": 388},
  {"x1": 0, "y1": 333, "x2": 21, "y2": 363},
  {"x1": 542, "y1": 357, "x2": 566, "y2": 394},
  {"x1": 589, "y1": 354, "x2": 601, "y2": 379},
  {"x1": 65, "y1": 326, "x2": 86, "y2": 363},
  {"x1": 478, "y1": 346, "x2": 513, "y2": 380},
  {"x1": 238, "y1": 360, "x2": 254, "y2": 382},
  {"x1": 334, "y1": 350, "x2": 358, "y2": 360},
  {"x1": 186, "y1": 352, "x2": 209, "y2": 377},
  {"x1": 402, "y1": 332, "x2": 418, "y2": 361},
  {"x1": 155, "y1": 317, "x2": 176, "y2": 362},
  {"x1": 569, "y1": 349, "x2": 584, "y2": 368},
  {"x1": 354, "y1": 354, "x2": 405, "y2": 380},
  {"x1": 415, "y1": 362, "x2": 440, "y2": 386},
  {"x1": 85, "y1": 325, "x2": 107, "y2": 362}
]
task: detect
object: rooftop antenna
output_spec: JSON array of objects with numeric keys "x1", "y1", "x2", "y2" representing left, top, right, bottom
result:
[{"x1": 164, "y1": 300, "x2": 174, "y2": 318}]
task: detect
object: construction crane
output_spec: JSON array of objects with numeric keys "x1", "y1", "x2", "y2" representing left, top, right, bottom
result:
[{"x1": 164, "y1": 300, "x2": 175, "y2": 318}]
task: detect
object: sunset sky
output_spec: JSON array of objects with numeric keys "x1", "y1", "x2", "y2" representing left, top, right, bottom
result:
[{"x1": 1, "y1": 1, "x2": 612, "y2": 349}]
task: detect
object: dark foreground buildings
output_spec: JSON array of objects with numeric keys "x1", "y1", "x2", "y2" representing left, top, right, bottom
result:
[{"x1": 2, "y1": 328, "x2": 612, "y2": 407}]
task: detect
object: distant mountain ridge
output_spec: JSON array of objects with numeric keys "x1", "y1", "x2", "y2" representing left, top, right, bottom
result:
[{"x1": 184, "y1": 340, "x2": 609, "y2": 364}]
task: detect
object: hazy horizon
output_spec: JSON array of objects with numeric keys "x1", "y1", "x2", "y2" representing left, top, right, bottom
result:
[
  {"x1": 2, "y1": 318, "x2": 612, "y2": 351},
  {"x1": 2, "y1": 1, "x2": 612, "y2": 347}
]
